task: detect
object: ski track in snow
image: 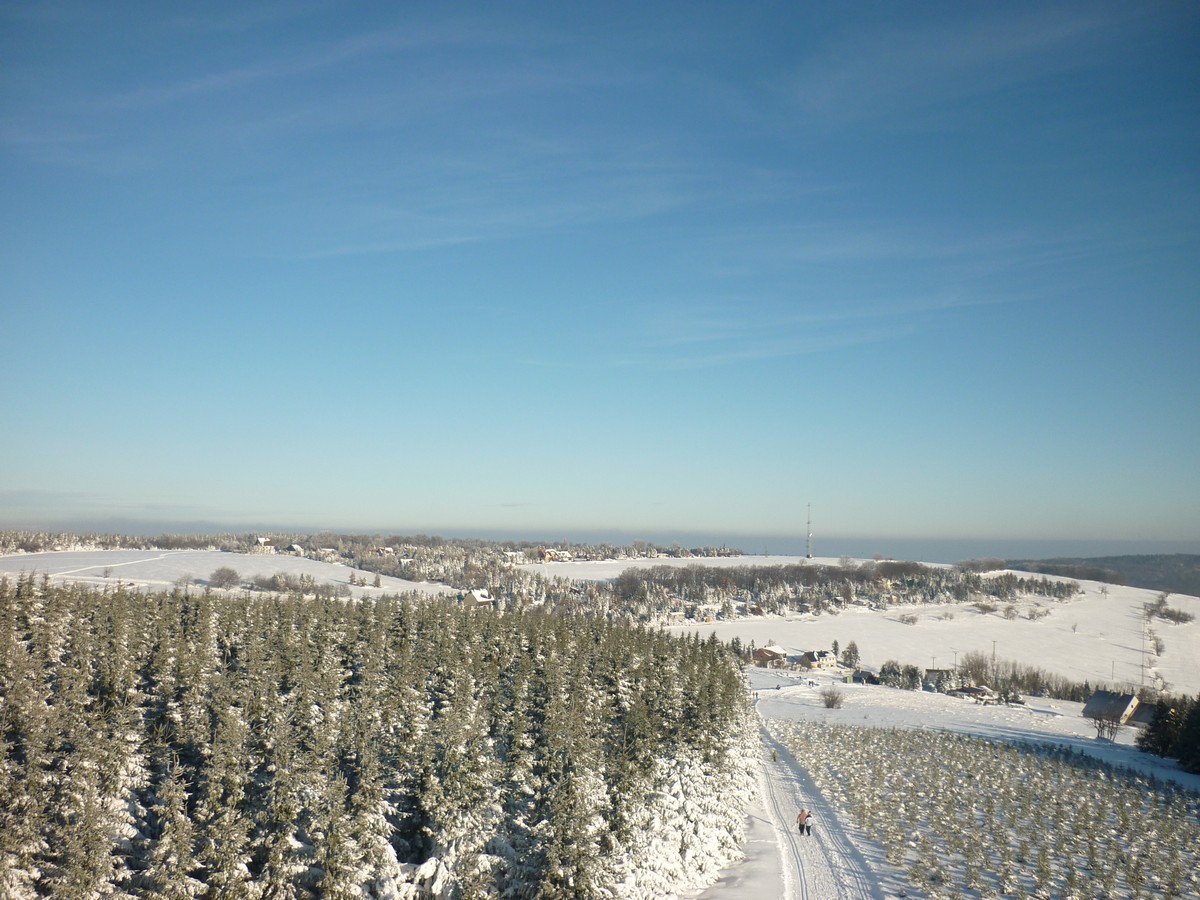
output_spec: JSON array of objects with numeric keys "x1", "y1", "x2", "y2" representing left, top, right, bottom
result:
[
  {"x1": 50, "y1": 550, "x2": 181, "y2": 578},
  {"x1": 759, "y1": 718, "x2": 886, "y2": 900}
]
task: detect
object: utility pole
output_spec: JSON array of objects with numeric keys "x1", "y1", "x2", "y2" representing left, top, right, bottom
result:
[{"x1": 1141, "y1": 622, "x2": 1147, "y2": 689}]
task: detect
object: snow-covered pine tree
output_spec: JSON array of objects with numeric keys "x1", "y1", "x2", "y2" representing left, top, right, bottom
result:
[
  {"x1": 247, "y1": 695, "x2": 309, "y2": 899},
  {"x1": 491, "y1": 646, "x2": 543, "y2": 895},
  {"x1": 140, "y1": 760, "x2": 204, "y2": 898},
  {"x1": 191, "y1": 684, "x2": 254, "y2": 897},
  {"x1": 310, "y1": 773, "x2": 369, "y2": 899},
  {"x1": 0, "y1": 609, "x2": 52, "y2": 899},
  {"x1": 528, "y1": 653, "x2": 612, "y2": 899},
  {"x1": 411, "y1": 668, "x2": 502, "y2": 867}
]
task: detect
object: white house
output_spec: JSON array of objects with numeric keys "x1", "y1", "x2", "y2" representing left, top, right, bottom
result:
[
  {"x1": 464, "y1": 589, "x2": 495, "y2": 610},
  {"x1": 797, "y1": 650, "x2": 839, "y2": 670}
]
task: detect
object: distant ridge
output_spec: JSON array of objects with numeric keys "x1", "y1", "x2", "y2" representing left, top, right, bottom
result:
[{"x1": 1007, "y1": 554, "x2": 1200, "y2": 597}]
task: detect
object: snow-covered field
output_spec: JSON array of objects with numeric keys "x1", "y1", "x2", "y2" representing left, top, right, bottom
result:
[
  {"x1": 520, "y1": 554, "x2": 839, "y2": 582},
  {"x1": 0, "y1": 548, "x2": 454, "y2": 597},
  {"x1": 694, "y1": 670, "x2": 1200, "y2": 900},
  {"x1": 530, "y1": 555, "x2": 1200, "y2": 898},
  {"x1": 6, "y1": 549, "x2": 1197, "y2": 898},
  {"x1": 528, "y1": 555, "x2": 1200, "y2": 696}
]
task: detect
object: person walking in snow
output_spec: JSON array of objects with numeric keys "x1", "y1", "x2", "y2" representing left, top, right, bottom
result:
[
  {"x1": 802, "y1": 809, "x2": 813, "y2": 837},
  {"x1": 797, "y1": 809, "x2": 810, "y2": 836}
]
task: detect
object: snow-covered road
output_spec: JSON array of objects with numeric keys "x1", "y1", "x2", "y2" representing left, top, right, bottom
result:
[
  {"x1": 758, "y1": 724, "x2": 883, "y2": 900},
  {"x1": 759, "y1": 721, "x2": 885, "y2": 900},
  {"x1": 691, "y1": 704, "x2": 892, "y2": 900}
]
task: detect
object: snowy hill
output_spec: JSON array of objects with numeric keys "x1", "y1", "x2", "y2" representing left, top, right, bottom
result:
[
  {"x1": 5, "y1": 549, "x2": 1197, "y2": 898},
  {"x1": 532, "y1": 555, "x2": 1200, "y2": 896},
  {"x1": 688, "y1": 668, "x2": 1200, "y2": 899},
  {"x1": 526, "y1": 555, "x2": 1200, "y2": 696}
]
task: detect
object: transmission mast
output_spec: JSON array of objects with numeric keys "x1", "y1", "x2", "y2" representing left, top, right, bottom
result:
[{"x1": 806, "y1": 503, "x2": 813, "y2": 559}]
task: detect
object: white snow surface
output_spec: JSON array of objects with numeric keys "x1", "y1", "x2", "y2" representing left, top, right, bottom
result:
[
  {"x1": 529, "y1": 555, "x2": 1200, "y2": 899},
  {"x1": 531, "y1": 555, "x2": 1200, "y2": 696},
  {"x1": 7, "y1": 550, "x2": 1197, "y2": 898},
  {"x1": 521, "y1": 554, "x2": 839, "y2": 582},
  {"x1": 0, "y1": 548, "x2": 454, "y2": 597},
  {"x1": 690, "y1": 670, "x2": 1200, "y2": 900}
]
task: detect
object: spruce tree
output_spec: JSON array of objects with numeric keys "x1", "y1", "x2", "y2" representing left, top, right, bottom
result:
[
  {"x1": 192, "y1": 685, "x2": 254, "y2": 898},
  {"x1": 312, "y1": 774, "x2": 368, "y2": 900},
  {"x1": 1136, "y1": 699, "x2": 1187, "y2": 757},
  {"x1": 142, "y1": 763, "x2": 204, "y2": 898},
  {"x1": 1175, "y1": 697, "x2": 1200, "y2": 774}
]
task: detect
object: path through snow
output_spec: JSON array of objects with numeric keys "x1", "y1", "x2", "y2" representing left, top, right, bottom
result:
[
  {"x1": 758, "y1": 721, "x2": 885, "y2": 900},
  {"x1": 692, "y1": 704, "x2": 890, "y2": 900}
]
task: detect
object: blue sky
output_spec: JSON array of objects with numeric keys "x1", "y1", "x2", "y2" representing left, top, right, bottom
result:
[{"x1": 2, "y1": 1, "x2": 1198, "y2": 551}]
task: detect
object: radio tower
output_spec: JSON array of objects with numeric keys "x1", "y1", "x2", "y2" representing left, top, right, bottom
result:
[{"x1": 805, "y1": 503, "x2": 813, "y2": 559}]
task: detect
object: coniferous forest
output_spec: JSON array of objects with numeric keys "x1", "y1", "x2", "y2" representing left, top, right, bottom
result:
[{"x1": 0, "y1": 575, "x2": 756, "y2": 898}]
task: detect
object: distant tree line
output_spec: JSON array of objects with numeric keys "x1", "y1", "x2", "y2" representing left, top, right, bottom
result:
[
  {"x1": 866, "y1": 648, "x2": 1200, "y2": 770},
  {"x1": 609, "y1": 560, "x2": 1079, "y2": 620},
  {"x1": 1007, "y1": 554, "x2": 1200, "y2": 598},
  {"x1": 0, "y1": 530, "x2": 744, "y2": 602},
  {"x1": 0, "y1": 530, "x2": 240, "y2": 554},
  {"x1": 0, "y1": 574, "x2": 755, "y2": 897}
]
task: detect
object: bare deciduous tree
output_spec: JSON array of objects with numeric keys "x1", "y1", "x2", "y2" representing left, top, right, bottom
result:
[
  {"x1": 819, "y1": 687, "x2": 845, "y2": 709},
  {"x1": 209, "y1": 566, "x2": 240, "y2": 589}
]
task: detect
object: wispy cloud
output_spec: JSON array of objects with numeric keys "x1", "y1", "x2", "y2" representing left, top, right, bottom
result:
[
  {"x1": 518, "y1": 296, "x2": 935, "y2": 371},
  {"x1": 164, "y1": 1, "x2": 333, "y2": 35},
  {"x1": 256, "y1": 129, "x2": 704, "y2": 258},
  {"x1": 792, "y1": 6, "x2": 1129, "y2": 125},
  {"x1": 633, "y1": 323, "x2": 917, "y2": 369},
  {"x1": 99, "y1": 16, "x2": 566, "y2": 112},
  {"x1": 0, "y1": 118, "x2": 95, "y2": 150},
  {"x1": 651, "y1": 291, "x2": 987, "y2": 349},
  {"x1": 691, "y1": 215, "x2": 1137, "y2": 292}
]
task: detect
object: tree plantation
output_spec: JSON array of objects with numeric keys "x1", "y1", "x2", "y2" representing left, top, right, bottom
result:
[
  {"x1": 0, "y1": 575, "x2": 756, "y2": 898},
  {"x1": 776, "y1": 722, "x2": 1200, "y2": 898}
]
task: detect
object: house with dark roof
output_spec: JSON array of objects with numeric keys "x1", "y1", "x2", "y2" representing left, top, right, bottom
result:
[
  {"x1": 1127, "y1": 702, "x2": 1158, "y2": 729},
  {"x1": 1082, "y1": 690, "x2": 1140, "y2": 725}
]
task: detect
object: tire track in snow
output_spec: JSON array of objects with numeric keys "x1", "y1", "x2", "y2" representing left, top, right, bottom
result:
[
  {"x1": 48, "y1": 551, "x2": 183, "y2": 578},
  {"x1": 760, "y1": 720, "x2": 886, "y2": 900},
  {"x1": 759, "y1": 728, "x2": 807, "y2": 900}
]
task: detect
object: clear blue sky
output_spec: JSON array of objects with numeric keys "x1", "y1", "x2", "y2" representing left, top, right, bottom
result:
[{"x1": 2, "y1": 1, "x2": 1198, "y2": 550}]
